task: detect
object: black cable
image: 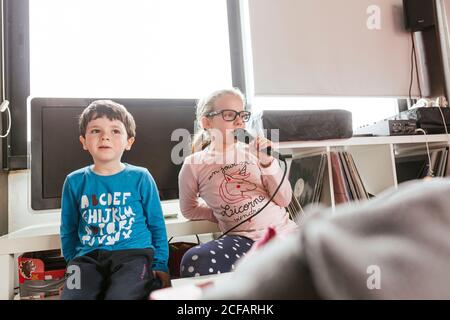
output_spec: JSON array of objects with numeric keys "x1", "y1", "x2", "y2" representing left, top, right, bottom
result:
[{"x1": 218, "y1": 157, "x2": 288, "y2": 239}]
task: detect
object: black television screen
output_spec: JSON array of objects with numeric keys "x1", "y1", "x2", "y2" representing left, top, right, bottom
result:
[{"x1": 30, "y1": 98, "x2": 196, "y2": 210}]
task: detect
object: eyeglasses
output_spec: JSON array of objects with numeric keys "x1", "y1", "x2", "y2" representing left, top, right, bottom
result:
[{"x1": 206, "y1": 109, "x2": 251, "y2": 122}]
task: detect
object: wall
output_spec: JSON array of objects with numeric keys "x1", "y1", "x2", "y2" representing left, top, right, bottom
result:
[
  {"x1": 8, "y1": 170, "x2": 59, "y2": 232},
  {"x1": 0, "y1": 170, "x2": 7, "y2": 236}
]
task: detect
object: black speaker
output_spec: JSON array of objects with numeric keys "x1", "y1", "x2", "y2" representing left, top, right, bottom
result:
[
  {"x1": 259, "y1": 110, "x2": 353, "y2": 141},
  {"x1": 403, "y1": 0, "x2": 436, "y2": 32}
]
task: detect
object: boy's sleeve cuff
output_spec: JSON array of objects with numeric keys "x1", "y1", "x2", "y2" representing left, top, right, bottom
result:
[{"x1": 152, "y1": 262, "x2": 169, "y2": 273}]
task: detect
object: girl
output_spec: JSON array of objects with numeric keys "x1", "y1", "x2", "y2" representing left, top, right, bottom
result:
[{"x1": 178, "y1": 88, "x2": 297, "y2": 277}]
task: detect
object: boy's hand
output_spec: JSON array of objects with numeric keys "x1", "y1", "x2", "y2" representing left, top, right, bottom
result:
[{"x1": 153, "y1": 270, "x2": 171, "y2": 288}]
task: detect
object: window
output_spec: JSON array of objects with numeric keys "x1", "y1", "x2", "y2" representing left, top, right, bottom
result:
[{"x1": 29, "y1": 0, "x2": 232, "y2": 98}]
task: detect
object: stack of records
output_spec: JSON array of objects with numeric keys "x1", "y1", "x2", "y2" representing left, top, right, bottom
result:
[
  {"x1": 330, "y1": 151, "x2": 369, "y2": 204},
  {"x1": 288, "y1": 153, "x2": 327, "y2": 210},
  {"x1": 395, "y1": 145, "x2": 449, "y2": 182}
]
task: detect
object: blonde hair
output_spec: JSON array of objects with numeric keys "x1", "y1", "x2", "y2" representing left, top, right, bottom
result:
[{"x1": 191, "y1": 88, "x2": 246, "y2": 153}]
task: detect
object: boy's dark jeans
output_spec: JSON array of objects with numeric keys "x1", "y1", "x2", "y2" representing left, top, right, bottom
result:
[{"x1": 61, "y1": 248, "x2": 161, "y2": 300}]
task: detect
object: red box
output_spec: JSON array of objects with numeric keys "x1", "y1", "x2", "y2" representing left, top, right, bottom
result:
[{"x1": 18, "y1": 249, "x2": 66, "y2": 299}]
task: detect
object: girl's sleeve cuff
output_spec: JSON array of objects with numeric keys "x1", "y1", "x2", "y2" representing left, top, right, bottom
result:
[{"x1": 260, "y1": 160, "x2": 279, "y2": 175}]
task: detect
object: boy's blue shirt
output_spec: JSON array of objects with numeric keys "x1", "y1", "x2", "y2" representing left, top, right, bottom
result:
[{"x1": 60, "y1": 163, "x2": 169, "y2": 272}]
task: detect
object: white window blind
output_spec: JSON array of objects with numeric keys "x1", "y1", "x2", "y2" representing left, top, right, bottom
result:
[{"x1": 247, "y1": 0, "x2": 422, "y2": 97}]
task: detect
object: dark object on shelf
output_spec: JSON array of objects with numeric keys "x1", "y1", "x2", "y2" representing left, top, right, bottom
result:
[
  {"x1": 259, "y1": 109, "x2": 353, "y2": 141},
  {"x1": 395, "y1": 107, "x2": 450, "y2": 134}
]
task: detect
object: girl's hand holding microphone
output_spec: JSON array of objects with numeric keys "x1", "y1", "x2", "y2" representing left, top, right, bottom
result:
[{"x1": 249, "y1": 136, "x2": 275, "y2": 168}]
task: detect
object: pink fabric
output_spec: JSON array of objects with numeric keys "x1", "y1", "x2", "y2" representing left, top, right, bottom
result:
[
  {"x1": 250, "y1": 226, "x2": 277, "y2": 251},
  {"x1": 178, "y1": 142, "x2": 298, "y2": 241}
]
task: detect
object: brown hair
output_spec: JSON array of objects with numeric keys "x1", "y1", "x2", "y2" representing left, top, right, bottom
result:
[{"x1": 79, "y1": 100, "x2": 136, "y2": 138}]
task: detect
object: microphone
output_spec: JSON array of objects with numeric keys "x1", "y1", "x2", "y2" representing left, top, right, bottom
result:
[{"x1": 233, "y1": 128, "x2": 285, "y2": 160}]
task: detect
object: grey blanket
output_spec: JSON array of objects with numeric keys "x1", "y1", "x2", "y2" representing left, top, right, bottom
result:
[{"x1": 203, "y1": 178, "x2": 450, "y2": 299}]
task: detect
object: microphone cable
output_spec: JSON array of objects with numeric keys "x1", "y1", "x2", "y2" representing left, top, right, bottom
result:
[
  {"x1": 218, "y1": 155, "x2": 289, "y2": 239},
  {"x1": 0, "y1": 100, "x2": 11, "y2": 138}
]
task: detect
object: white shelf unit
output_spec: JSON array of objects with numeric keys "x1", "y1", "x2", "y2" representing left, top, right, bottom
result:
[{"x1": 278, "y1": 134, "x2": 450, "y2": 209}]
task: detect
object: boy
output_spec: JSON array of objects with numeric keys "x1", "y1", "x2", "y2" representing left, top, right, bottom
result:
[{"x1": 60, "y1": 100, "x2": 169, "y2": 300}]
